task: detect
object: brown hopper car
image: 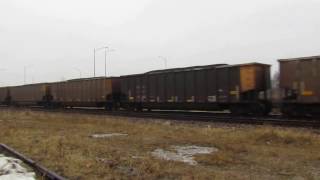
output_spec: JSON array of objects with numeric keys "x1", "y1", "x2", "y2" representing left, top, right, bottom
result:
[
  {"x1": 50, "y1": 77, "x2": 121, "y2": 109},
  {"x1": 0, "y1": 87, "x2": 9, "y2": 104},
  {"x1": 120, "y1": 63, "x2": 271, "y2": 115},
  {"x1": 279, "y1": 56, "x2": 320, "y2": 116},
  {"x1": 9, "y1": 83, "x2": 50, "y2": 106}
]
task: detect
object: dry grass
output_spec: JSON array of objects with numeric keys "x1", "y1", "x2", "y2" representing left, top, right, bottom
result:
[{"x1": 0, "y1": 109, "x2": 319, "y2": 180}]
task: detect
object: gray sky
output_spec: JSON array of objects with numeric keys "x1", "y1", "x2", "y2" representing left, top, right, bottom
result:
[{"x1": 0, "y1": 0, "x2": 320, "y2": 86}]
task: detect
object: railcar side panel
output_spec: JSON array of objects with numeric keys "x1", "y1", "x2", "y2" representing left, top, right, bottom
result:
[
  {"x1": 51, "y1": 77, "x2": 119, "y2": 107},
  {"x1": 240, "y1": 66, "x2": 255, "y2": 92},
  {"x1": 195, "y1": 70, "x2": 207, "y2": 103},
  {"x1": 299, "y1": 59, "x2": 319, "y2": 102},
  {"x1": 280, "y1": 58, "x2": 320, "y2": 103},
  {"x1": 216, "y1": 67, "x2": 229, "y2": 103},
  {"x1": 185, "y1": 71, "x2": 195, "y2": 103},
  {"x1": 207, "y1": 68, "x2": 218, "y2": 103},
  {"x1": 10, "y1": 84, "x2": 48, "y2": 105},
  {"x1": 0, "y1": 87, "x2": 8, "y2": 104},
  {"x1": 279, "y1": 56, "x2": 320, "y2": 116},
  {"x1": 148, "y1": 75, "x2": 157, "y2": 103},
  {"x1": 121, "y1": 77, "x2": 129, "y2": 101},
  {"x1": 135, "y1": 76, "x2": 141, "y2": 102},
  {"x1": 140, "y1": 76, "x2": 147, "y2": 103},
  {"x1": 280, "y1": 60, "x2": 299, "y2": 100},
  {"x1": 229, "y1": 66, "x2": 240, "y2": 102},
  {"x1": 166, "y1": 72, "x2": 175, "y2": 103},
  {"x1": 175, "y1": 72, "x2": 185, "y2": 103},
  {"x1": 158, "y1": 74, "x2": 166, "y2": 103}
]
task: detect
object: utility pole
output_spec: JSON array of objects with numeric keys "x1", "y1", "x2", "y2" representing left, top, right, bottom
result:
[
  {"x1": 158, "y1": 56, "x2": 168, "y2": 69},
  {"x1": 23, "y1": 65, "x2": 33, "y2": 84},
  {"x1": 94, "y1": 46, "x2": 115, "y2": 77},
  {"x1": 104, "y1": 47, "x2": 107, "y2": 77},
  {"x1": 94, "y1": 48, "x2": 96, "y2": 77},
  {"x1": 24, "y1": 66, "x2": 26, "y2": 84},
  {"x1": 104, "y1": 47, "x2": 115, "y2": 77}
]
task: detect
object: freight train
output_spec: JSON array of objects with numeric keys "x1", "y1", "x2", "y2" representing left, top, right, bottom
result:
[{"x1": 0, "y1": 56, "x2": 319, "y2": 117}]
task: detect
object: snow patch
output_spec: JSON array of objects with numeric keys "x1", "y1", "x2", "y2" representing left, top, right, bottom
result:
[
  {"x1": 0, "y1": 154, "x2": 36, "y2": 180},
  {"x1": 152, "y1": 145, "x2": 218, "y2": 165},
  {"x1": 90, "y1": 133, "x2": 128, "y2": 139}
]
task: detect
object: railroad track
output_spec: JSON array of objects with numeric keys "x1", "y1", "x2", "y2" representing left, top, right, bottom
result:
[
  {"x1": 101, "y1": 110, "x2": 320, "y2": 128},
  {"x1": 0, "y1": 144, "x2": 66, "y2": 180},
  {"x1": 2, "y1": 106, "x2": 319, "y2": 129}
]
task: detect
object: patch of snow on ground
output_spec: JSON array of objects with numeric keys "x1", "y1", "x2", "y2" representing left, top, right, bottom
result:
[
  {"x1": 90, "y1": 133, "x2": 128, "y2": 139},
  {"x1": 0, "y1": 154, "x2": 36, "y2": 180},
  {"x1": 152, "y1": 145, "x2": 218, "y2": 165}
]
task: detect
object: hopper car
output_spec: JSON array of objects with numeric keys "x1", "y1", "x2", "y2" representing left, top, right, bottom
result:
[
  {"x1": 7, "y1": 83, "x2": 51, "y2": 106},
  {"x1": 279, "y1": 56, "x2": 320, "y2": 116},
  {"x1": 0, "y1": 87, "x2": 10, "y2": 105},
  {"x1": 120, "y1": 63, "x2": 271, "y2": 115},
  {"x1": 49, "y1": 77, "x2": 121, "y2": 109}
]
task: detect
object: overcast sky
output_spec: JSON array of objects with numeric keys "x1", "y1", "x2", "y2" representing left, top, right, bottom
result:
[{"x1": 0, "y1": 0, "x2": 320, "y2": 86}]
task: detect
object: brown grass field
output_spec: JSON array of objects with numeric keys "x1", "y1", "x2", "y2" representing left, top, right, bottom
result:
[{"x1": 0, "y1": 109, "x2": 319, "y2": 180}]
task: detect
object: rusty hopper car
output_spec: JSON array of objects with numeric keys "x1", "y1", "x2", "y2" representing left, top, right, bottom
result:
[
  {"x1": 50, "y1": 77, "x2": 121, "y2": 109},
  {"x1": 279, "y1": 56, "x2": 320, "y2": 116},
  {"x1": 0, "y1": 87, "x2": 9, "y2": 105},
  {"x1": 120, "y1": 63, "x2": 271, "y2": 115},
  {"x1": 9, "y1": 83, "x2": 51, "y2": 106}
]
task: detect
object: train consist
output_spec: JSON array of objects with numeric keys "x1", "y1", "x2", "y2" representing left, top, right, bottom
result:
[{"x1": 0, "y1": 56, "x2": 319, "y2": 117}]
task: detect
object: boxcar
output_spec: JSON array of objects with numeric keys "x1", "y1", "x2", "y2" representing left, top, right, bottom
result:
[
  {"x1": 9, "y1": 83, "x2": 51, "y2": 106},
  {"x1": 120, "y1": 63, "x2": 271, "y2": 115},
  {"x1": 279, "y1": 56, "x2": 320, "y2": 116},
  {"x1": 50, "y1": 77, "x2": 121, "y2": 109}
]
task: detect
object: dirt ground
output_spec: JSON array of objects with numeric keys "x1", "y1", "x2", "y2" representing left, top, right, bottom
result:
[{"x1": 0, "y1": 109, "x2": 319, "y2": 180}]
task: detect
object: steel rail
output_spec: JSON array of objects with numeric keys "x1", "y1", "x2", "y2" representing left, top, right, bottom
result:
[{"x1": 0, "y1": 143, "x2": 66, "y2": 180}]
